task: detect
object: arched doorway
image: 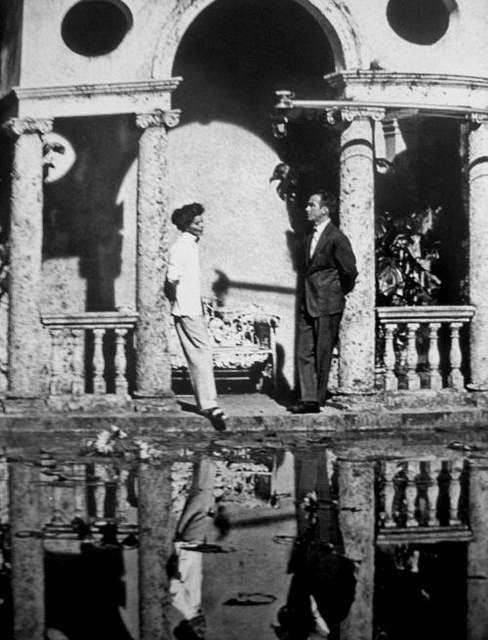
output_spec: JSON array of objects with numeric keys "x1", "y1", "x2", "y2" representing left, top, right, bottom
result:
[{"x1": 168, "y1": 0, "x2": 336, "y2": 390}]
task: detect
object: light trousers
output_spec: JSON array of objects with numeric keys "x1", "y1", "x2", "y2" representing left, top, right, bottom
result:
[{"x1": 174, "y1": 315, "x2": 218, "y2": 411}]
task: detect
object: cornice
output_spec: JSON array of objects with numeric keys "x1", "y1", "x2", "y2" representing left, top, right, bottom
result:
[
  {"x1": 326, "y1": 71, "x2": 488, "y2": 92},
  {"x1": 13, "y1": 78, "x2": 183, "y2": 102},
  {"x1": 1, "y1": 78, "x2": 183, "y2": 119}
]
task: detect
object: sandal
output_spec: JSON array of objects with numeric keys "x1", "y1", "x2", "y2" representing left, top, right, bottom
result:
[{"x1": 201, "y1": 406, "x2": 227, "y2": 432}]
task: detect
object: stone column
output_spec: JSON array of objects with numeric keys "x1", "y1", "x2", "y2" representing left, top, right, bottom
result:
[
  {"x1": 337, "y1": 456, "x2": 376, "y2": 640},
  {"x1": 3, "y1": 117, "x2": 52, "y2": 400},
  {"x1": 138, "y1": 460, "x2": 175, "y2": 640},
  {"x1": 467, "y1": 457, "x2": 488, "y2": 640},
  {"x1": 336, "y1": 109, "x2": 383, "y2": 393},
  {"x1": 468, "y1": 117, "x2": 488, "y2": 390},
  {"x1": 10, "y1": 461, "x2": 45, "y2": 640},
  {"x1": 134, "y1": 109, "x2": 180, "y2": 406}
]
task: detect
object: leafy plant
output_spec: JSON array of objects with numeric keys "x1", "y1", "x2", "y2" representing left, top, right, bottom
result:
[{"x1": 376, "y1": 207, "x2": 442, "y2": 306}]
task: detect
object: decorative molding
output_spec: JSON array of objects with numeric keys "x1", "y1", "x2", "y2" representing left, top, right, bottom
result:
[
  {"x1": 13, "y1": 78, "x2": 183, "y2": 102},
  {"x1": 326, "y1": 71, "x2": 488, "y2": 93},
  {"x1": 326, "y1": 106, "x2": 386, "y2": 125},
  {"x1": 135, "y1": 109, "x2": 181, "y2": 130},
  {"x1": 468, "y1": 113, "x2": 488, "y2": 127},
  {"x1": 2, "y1": 117, "x2": 53, "y2": 138}
]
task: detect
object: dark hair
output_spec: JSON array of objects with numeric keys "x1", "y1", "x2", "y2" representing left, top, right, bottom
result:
[
  {"x1": 171, "y1": 203, "x2": 204, "y2": 231},
  {"x1": 313, "y1": 190, "x2": 337, "y2": 216}
]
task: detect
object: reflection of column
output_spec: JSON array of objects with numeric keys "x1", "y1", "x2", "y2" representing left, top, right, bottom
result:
[
  {"x1": 468, "y1": 118, "x2": 488, "y2": 390},
  {"x1": 138, "y1": 461, "x2": 175, "y2": 640},
  {"x1": 135, "y1": 109, "x2": 180, "y2": 402},
  {"x1": 337, "y1": 110, "x2": 382, "y2": 393},
  {"x1": 3, "y1": 117, "x2": 52, "y2": 398},
  {"x1": 467, "y1": 458, "x2": 488, "y2": 640},
  {"x1": 337, "y1": 457, "x2": 375, "y2": 640},
  {"x1": 10, "y1": 462, "x2": 45, "y2": 640}
]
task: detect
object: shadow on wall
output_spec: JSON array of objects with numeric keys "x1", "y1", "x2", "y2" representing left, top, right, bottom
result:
[{"x1": 43, "y1": 114, "x2": 139, "y2": 312}]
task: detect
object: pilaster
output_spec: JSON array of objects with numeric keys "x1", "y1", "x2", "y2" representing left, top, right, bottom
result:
[
  {"x1": 9, "y1": 461, "x2": 45, "y2": 640},
  {"x1": 467, "y1": 457, "x2": 488, "y2": 640},
  {"x1": 337, "y1": 456, "x2": 376, "y2": 640},
  {"x1": 134, "y1": 109, "x2": 180, "y2": 406},
  {"x1": 3, "y1": 117, "x2": 52, "y2": 400},
  {"x1": 468, "y1": 116, "x2": 488, "y2": 390},
  {"x1": 336, "y1": 109, "x2": 383, "y2": 394},
  {"x1": 138, "y1": 460, "x2": 175, "y2": 640}
]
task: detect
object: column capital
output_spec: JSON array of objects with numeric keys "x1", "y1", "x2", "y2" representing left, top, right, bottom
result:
[
  {"x1": 326, "y1": 106, "x2": 386, "y2": 126},
  {"x1": 467, "y1": 112, "x2": 488, "y2": 129},
  {"x1": 2, "y1": 117, "x2": 53, "y2": 138},
  {"x1": 135, "y1": 109, "x2": 181, "y2": 130}
]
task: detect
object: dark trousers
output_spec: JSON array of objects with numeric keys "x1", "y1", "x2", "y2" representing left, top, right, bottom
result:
[{"x1": 297, "y1": 309, "x2": 341, "y2": 405}]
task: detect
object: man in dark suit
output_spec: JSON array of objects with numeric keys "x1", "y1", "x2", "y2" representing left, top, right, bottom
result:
[{"x1": 290, "y1": 191, "x2": 358, "y2": 414}]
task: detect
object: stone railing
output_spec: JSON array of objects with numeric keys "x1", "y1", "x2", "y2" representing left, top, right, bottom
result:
[
  {"x1": 171, "y1": 300, "x2": 280, "y2": 391},
  {"x1": 376, "y1": 455, "x2": 471, "y2": 544},
  {"x1": 376, "y1": 305, "x2": 475, "y2": 391},
  {"x1": 41, "y1": 311, "x2": 138, "y2": 400}
]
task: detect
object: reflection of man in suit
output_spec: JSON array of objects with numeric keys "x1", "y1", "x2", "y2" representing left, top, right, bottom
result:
[{"x1": 290, "y1": 191, "x2": 357, "y2": 414}]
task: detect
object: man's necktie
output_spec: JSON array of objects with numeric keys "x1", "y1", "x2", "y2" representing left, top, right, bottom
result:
[{"x1": 309, "y1": 227, "x2": 319, "y2": 258}]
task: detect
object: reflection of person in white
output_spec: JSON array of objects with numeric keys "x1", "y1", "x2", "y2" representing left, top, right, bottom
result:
[
  {"x1": 170, "y1": 456, "x2": 224, "y2": 640},
  {"x1": 166, "y1": 203, "x2": 227, "y2": 431}
]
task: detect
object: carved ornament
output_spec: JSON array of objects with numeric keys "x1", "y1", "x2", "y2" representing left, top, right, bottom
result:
[
  {"x1": 326, "y1": 106, "x2": 386, "y2": 125},
  {"x1": 135, "y1": 109, "x2": 181, "y2": 130},
  {"x1": 2, "y1": 117, "x2": 53, "y2": 138}
]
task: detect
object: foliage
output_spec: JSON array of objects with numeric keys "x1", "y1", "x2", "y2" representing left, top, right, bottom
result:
[{"x1": 375, "y1": 207, "x2": 442, "y2": 306}]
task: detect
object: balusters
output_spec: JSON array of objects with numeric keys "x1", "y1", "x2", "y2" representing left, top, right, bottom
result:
[
  {"x1": 427, "y1": 459, "x2": 441, "y2": 527},
  {"x1": 92, "y1": 328, "x2": 107, "y2": 395},
  {"x1": 427, "y1": 322, "x2": 442, "y2": 390},
  {"x1": 405, "y1": 323, "x2": 421, "y2": 390},
  {"x1": 48, "y1": 328, "x2": 63, "y2": 395},
  {"x1": 405, "y1": 461, "x2": 420, "y2": 527},
  {"x1": 116, "y1": 468, "x2": 130, "y2": 523},
  {"x1": 0, "y1": 448, "x2": 8, "y2": 524},
  {"x1": 448, "y1": 322, "x2": 464, "y2": 389},
  {"x1": 71, "y1": 463, "x2": 86, "y2": 522},
  {"x1": 382, "y1": 461, "x2": 398, "y2": 528},
  {"x1": 379, "y1": 457, "x2": 467, "y2": 532},
  {"x1": 115, "y1": 328, "x2": 128, "y2": 396},
  {"x1": 71, "y1": 328, "x2": 84, "y2": 395},
  {"x1": 93, "y1": 463, "x2": 108, "y2": 524},
  {"x1": 449, "y1": 459, "x2": 463, "y2": 525},
  {"x1": 383, "y1": 324, "x2": 398, "y2": 391}
]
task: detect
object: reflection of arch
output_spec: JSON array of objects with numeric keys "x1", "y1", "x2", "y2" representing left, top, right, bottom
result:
[{"x1": 152, "y1": 0, "x2": 370, "y2": 78}]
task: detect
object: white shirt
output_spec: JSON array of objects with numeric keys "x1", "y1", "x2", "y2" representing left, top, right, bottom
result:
[
  {"x1": 167, "y1": 232, "x2": 203, "y2": 316},
  {"x1": 310, "y1": 217, "x2": 330, "y2": 258}
]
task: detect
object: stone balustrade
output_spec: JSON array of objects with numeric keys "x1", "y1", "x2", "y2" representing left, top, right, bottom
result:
[
  {"x1": 41, "y1": 312, "x2": 138, "y2": 400},
  {"x1": 377, "y1": 306, "x2": 476, "y2": 391},
  {"x1": 376, "y1": 455, "x2": 471, "y2": 544}
]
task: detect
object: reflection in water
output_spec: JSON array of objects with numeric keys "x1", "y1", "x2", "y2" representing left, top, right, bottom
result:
[{"x1": 167, "y1": 447, "x2": 356, "y2": 640}]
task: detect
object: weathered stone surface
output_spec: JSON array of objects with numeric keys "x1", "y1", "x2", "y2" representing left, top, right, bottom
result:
[
  {"x1": 468, "y1": 122, "x2": 488, "y2": 389},
  {"x1": 339, "y1": 116, "x2": 376, "y2": 393}
]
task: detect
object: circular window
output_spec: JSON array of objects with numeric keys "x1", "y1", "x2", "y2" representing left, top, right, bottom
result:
[
  {"x1": 61, "y1": 0, "x2": 133, "y2": 56},
  {"x1": 387, "y1": 0, "x2": 450, "y2": 45}
]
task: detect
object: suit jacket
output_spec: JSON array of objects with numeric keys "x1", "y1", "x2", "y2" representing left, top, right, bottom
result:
[{"x1": 303, "y1": 221, "x2": 358, "y2": 317}]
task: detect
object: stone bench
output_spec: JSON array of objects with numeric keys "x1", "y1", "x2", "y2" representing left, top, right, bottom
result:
[{"x1": 170, "y1": 300, "x2": 280, "y2": 392}]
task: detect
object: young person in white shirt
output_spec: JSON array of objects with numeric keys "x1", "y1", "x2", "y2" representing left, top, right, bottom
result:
[{"x1": 167, "y1": 202, "x2": 227, "y2": 432}]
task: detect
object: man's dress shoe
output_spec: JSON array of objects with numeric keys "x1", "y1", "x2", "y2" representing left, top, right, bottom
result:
[{"x1": 289, "y1": 402, "x2": 321, "y2": 414}]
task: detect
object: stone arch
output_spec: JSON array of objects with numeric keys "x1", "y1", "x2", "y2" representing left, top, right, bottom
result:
[{"x1": 152, "y1": 0, "x2": 370, "y2": 79}]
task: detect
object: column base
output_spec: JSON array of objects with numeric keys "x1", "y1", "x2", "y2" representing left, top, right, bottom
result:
[
  {"x1": 133, "y1": 392, "x2": 180, "y2": 414},
  {"x1": 2, "y1": 396, "x2": 48, "y2": 415}
]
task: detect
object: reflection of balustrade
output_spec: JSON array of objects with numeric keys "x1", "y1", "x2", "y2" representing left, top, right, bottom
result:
[
  {"x1": 0, "y1": 450, "x2": 8, "y2": 524},
  {"x1": 42, "y1": 312, "x2": 138, "y2": 398},
  {"x1": 38, "y1": 461, "x2": 138, "y2": 531},
  {"x1": 171, "y1": 300, "x2": 280, "y2": 390},
  {"x1": 377, "y1": 456, "x2": 471, "y2": 543},
  {"x1": 377, "y1": 306, "x2": 475, "y2": 391}
]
